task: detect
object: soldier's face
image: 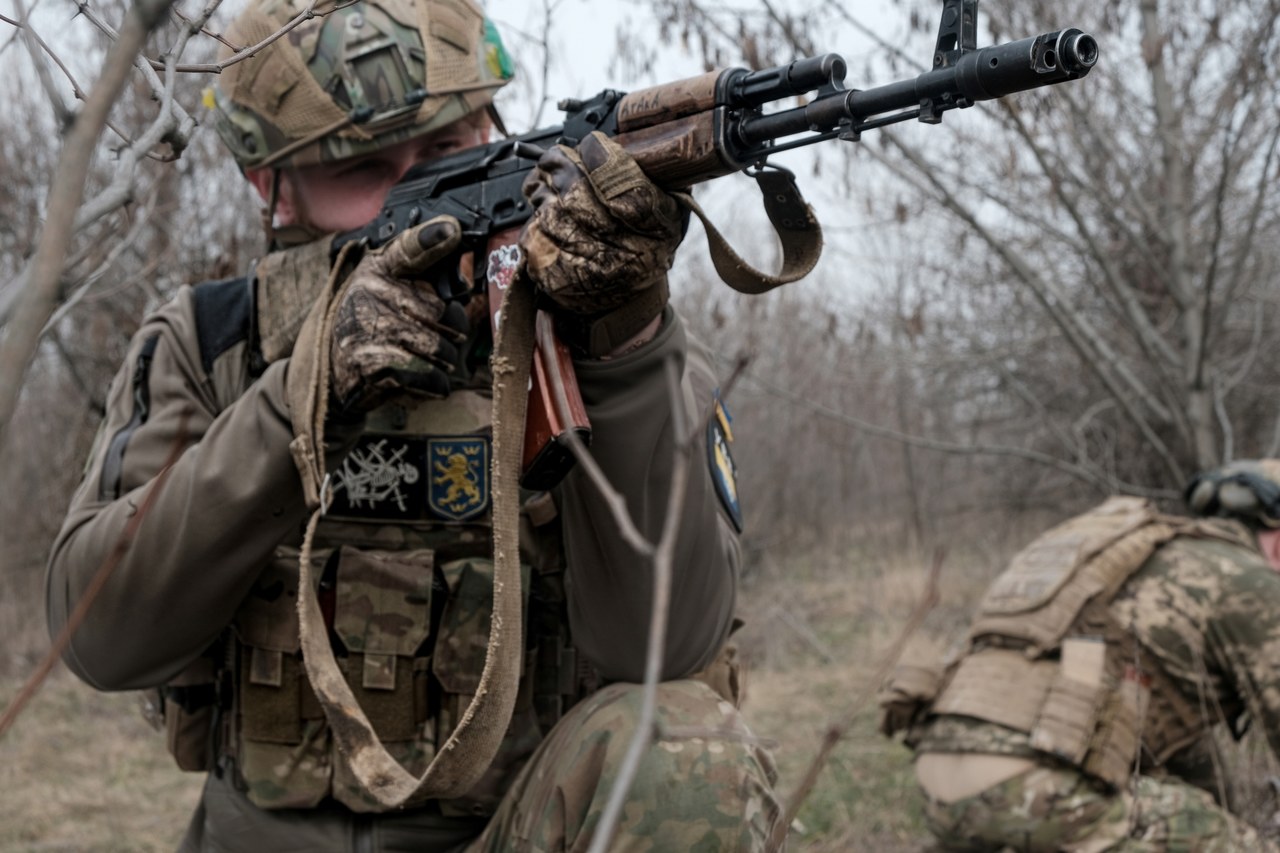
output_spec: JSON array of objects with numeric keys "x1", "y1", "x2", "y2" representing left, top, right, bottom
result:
[{"x1": 247, "y1": 115, "x2": 490, "y2": 233}]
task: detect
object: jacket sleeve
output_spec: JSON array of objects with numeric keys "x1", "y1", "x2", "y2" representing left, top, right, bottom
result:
[
  {"x1": 45, "y1": 287, "x2": 330, "y2": 690},
  {"x1": 554, "y1": 307, "x2": 740, "y2": 683}
]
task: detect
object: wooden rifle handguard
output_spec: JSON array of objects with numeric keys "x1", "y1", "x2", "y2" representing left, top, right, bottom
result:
[{"x1": 483, "y1": 228, "x2": 590, "y2": 491}]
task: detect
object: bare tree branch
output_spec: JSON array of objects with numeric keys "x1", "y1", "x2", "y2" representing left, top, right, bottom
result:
[
  {"x1": 0, "y1": 0, "x2": 181, "y2": 444},
  {"x1": 565, "y1": 353, "x2": 748, "y2": 852},
  {"x1": 585, "y1": 357, "x2": 691, "y2": 853},
  {"x1": 865, "y1": 133, "x2": 1188, "y2": 486},
  {"x1": 999, "y1": 98, "x2": 1180, "y2": 374},
  {"x1": 1267, "y1": 414, "x2": 1280, "y2": 459},
  {"x1": 11, "y1": 0, "x2": 76, "y2": 125},
  {"x1": 168, "y1": 3, "x2": 236, "y2": 52},
  {"x1": 746, "y1": 367, "x2": 1179, "y2": 500},
  {"x1": 79, "y1": 0, "x2": 359, "y2": 74},
  {"x1": 47, "y1": 327, "x2": 107, "y2": 415},
  {"x1": 1214, "y1": 379, "x2": 1234, "y2": 463},
  {"x1": 1215, "y1": 113, "x2": 1280, "y2": 345},
  {"x1": 44, "y1": 215, "x2": 160, "y2": 334}
]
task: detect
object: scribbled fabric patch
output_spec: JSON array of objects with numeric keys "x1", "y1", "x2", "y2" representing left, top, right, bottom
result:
[
  {"x1": 328, "y1": 434, "x2": 490, "y2": 522},
  {"x1": 707, "y1": 396, "x2": 742, "y2": 532}
]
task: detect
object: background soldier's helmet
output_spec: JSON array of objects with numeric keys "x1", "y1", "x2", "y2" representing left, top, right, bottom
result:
[
  {"x1": 205, "y1": 0, "x2": 514, "y2": 171},
  {"x1": 1185, "y1": 459, "x2": 1280, "y2": 529}
]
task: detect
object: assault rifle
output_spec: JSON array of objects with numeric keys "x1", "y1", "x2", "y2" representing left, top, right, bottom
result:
[{"x1": 331, "y1": 0, "x2": 1098, "y2": 490}]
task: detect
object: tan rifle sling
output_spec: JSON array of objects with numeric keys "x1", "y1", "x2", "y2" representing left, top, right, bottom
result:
[
  {"x1": 671, "y1": 165, "x2": 824, "y2": 295},
  {"x1": 284, "y1": 242, "x2": 528, "y2": 808}
]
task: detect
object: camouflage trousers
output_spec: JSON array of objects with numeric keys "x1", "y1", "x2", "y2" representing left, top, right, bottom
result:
[
  {"x1": 920, "y1": 758, "x2": 1278, "y2": 853},
  {"x1": 180, "y1": 679, "x2": 781, "y2": 852},
  {"x1": 466, "y1": 679, "x2": 782, "y2": 852}
]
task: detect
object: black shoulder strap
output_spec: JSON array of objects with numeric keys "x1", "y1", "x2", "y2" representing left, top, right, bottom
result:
[
  {"x1": 98, "y1": 276, "x2": 257, "y2": 501},
  {"x1": 192, "y1": 275, "x2": 257, "y2": 376}
]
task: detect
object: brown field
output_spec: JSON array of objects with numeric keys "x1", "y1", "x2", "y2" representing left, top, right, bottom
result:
[{"x1": 3, "y1": 535, "x2": 1280, "y2": 851}]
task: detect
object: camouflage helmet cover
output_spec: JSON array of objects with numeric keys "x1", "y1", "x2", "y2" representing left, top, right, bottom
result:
[{"x1": 207, "y1": 0, "x2": 514, "y2": 170}]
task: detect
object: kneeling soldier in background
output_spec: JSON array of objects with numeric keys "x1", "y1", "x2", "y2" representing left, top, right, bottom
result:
[{"x1": 880, "y1": 461, "x2": 1280, "y2": 852}]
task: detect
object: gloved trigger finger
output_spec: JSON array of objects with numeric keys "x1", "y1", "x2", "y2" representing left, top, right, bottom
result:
[
  {"x1": 578, "y1": 132, "x2": 612, "y2": 172},
  {"x1": 537, "y1": 144, "x2": 588, "y2": 195},
  {"x1": 385, "y1": 216, "x2": 462, "y2": 276}
]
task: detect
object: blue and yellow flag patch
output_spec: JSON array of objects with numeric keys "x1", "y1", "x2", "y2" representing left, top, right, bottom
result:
[{"x1": 707, "y1": 395, "x2": 742, "y2": 532}]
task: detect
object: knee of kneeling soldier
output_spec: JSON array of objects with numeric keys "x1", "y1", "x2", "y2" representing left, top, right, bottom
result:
[
  {"x1": 556, "y1": 680, "x2": 777, "y2": 797},
  {"x1": 494, "y1": 680, "x2": 782, "y2": 851}
]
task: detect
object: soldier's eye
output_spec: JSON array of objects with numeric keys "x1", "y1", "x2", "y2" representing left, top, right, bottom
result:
[{"x1": 335, "y1": 159, "x2": 393, "y2": 180}]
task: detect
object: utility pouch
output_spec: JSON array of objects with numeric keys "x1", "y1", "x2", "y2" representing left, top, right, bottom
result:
[
  {"x1": 148, "y1": 653, "x2": 220, "y2": 772},
  {"x1": 932, "y1": 648, "x2": 1056, "y2": 733},
  {"x1": 1081, "y1": 664, "x2": 1146, "y2": 789},
  {"x1": 329, "y1": 546, "x2": 436, "y2": 812},
  {"x1": 693, "y1": 619, "x2": 747, "y2": 708},
  {"x1": 433, "y1": 557, "x2": 540, "y2": 817},
  {"x1": 1029, "y1": 637, "x2": 1106, "y2": 766},
  {"x1": 233, "y1": 547, "x2": 331, "y2": 810}
]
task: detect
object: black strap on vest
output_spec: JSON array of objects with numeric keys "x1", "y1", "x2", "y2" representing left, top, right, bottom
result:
[
  {"x1": 102, "y1": 276, "x2": 258, "y2": 501},
  {"x1": 192, "y1": 275, "x2": 255, "y2": 376}
]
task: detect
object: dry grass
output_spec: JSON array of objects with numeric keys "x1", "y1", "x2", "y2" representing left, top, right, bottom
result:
[
  {"x1": 0, "y1": 667, "x2": 203, "y2": 851},
  {"x1": 734, "y1": 541, "x2": 998, "y2": 852}
]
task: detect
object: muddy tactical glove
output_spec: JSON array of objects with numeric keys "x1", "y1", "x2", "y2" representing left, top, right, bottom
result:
[
  {"x1": 520, "y1": 131, "x2": 684, "y2": 355},
  {"x1": 330, "y1": 216, "x2": 469, "y2": 414},
  {"x1": 1185, "y1": 459, "x2": 1280, "y2": 528}
]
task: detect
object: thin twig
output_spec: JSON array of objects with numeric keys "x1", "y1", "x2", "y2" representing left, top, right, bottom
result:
[
  {"x1": 169, "y1": 4, "x2": 236, "y2": 51},
  {"x1": 0, "y1": 0, "x2": 180, "y2": 445},
  {"x1": 580, "y1": 354, "x2": 749, "y2": 852},
  {"x1": 11, "y1": 0, "x2": 75, "y2": 125},
  {"x1": 78, "y1": 0, "x2": 356, "y2": 74},
  {"x1": 770, "y1": 605, "x2": 836, "y2": 664},
  {"x1": 559, "y1": 429, "x2": 655, "y2": 559},
  {"x1": 7, "y1": 4, "x2": 87, "y2": 97},
  {"x1": 45, "y1": 249, "x2": 162, "y2": 335},
  {"x1": 742, "y1": 366, "x2": 1180, "y2": 501},
  {"x1": 1, "y1": 5, "x2": 188, "y2": 157},
  {"x1": 1190, "y1": 645, "x2": 1231, "y2": 811},
  {"x1": 585, "y1": 356, "x2": 691, "y2": 853}
]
